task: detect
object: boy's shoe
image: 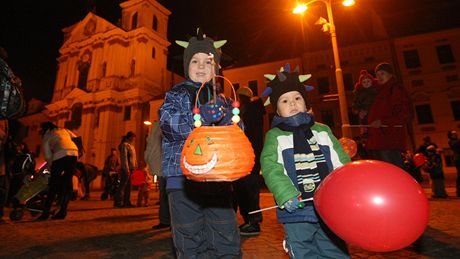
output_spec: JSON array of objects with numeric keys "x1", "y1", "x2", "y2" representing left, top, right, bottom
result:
[{"x1": 239, "y1": 223, "x2": 260, "y2": 236}]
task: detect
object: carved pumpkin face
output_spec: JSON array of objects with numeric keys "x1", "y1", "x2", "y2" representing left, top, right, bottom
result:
[{"x1": 181, "y1": 125, "x2": 254, "y2": 182}]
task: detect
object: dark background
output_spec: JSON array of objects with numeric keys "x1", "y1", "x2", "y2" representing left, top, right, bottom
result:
[{"x1": 1, "y1": 0, "x2": 460, "y2": 102}]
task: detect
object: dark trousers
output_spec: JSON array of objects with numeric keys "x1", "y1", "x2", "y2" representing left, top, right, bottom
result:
[
  {"x1": 114, "y1": 169, "x2": 131, "y2": 206},
  {"x1": 455, "y1": 160, "x2": 460, "y2": 196},
  {"x1": 0, "y1": 175, "x2": 8, "y2": 218},
  {"x1": 368, "y1": 149, "x2": 404, "y2": 168},
  {"x1": 43, "y1": 156, "x2": 77, "y2": 215},
  {"x1": 158, "y1": 176, "x2": 170, "y2": 225},
  {"x1": 233, "y1": 173, "x2": 262, "y2": 224},
  {"x1": 168, "y1": 181, "x2": 241, "y2": 259}
]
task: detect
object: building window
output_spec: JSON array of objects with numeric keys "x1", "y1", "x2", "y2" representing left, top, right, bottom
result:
[
  {"x1": 124, "y1": 106, "x2": 131, "y2": 121},
  {"x1": 343, "y1": 73, "x2": 354, "y2": 91},
  {"x1": 78, "y1": 62, "x2": 90, "y2": 91},
  {"x1": 320, "y1": 110, "x2": 334, "y2": 128},
  {"x1": 451, "y1": 100, "x2": 460, "y2": 120},
  {"x1": 152, "y1": 15, "x2": 158, "y2": 31},
  {"x1": 67, "y1": 103, "x2": 83, "y2": 129},
  {"x1": 151, "y1": 47, "x2": 156, "y2": 59},
  {"x1": 130, "y1": 59, "x2": 136, "y2": 77},
  {"x1": 317, "y1": 77, "x2": 330, "y2": 94},
  {"x1": 446, "y1": 75, "x2": 459, "y2": 82},
  {"x1": 411, "y1": 79, "x2": 424, "y2": 87},
  {"x1": 436, "y1": 44, "x2": 455, "y2": 64},
  {"x1": 403, "y1": 49, "x2": 421, "y2": 69},
  {"x1": 131, "y1": 12, "x2": 138, "y2": 30},
  {"x1": 102, "y1": 62, "x2": 107, "y2": 77},
  {"x1": 248, "y1": 80, "x2": 258, "y2": 95},
  {"x1": 415, "y1": 104, "x2": 434, "y2": 124}
]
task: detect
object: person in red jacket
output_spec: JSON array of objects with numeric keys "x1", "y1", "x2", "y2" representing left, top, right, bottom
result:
[{"x1": 366, "y1": 63, "x2": 413, "y2": 168}]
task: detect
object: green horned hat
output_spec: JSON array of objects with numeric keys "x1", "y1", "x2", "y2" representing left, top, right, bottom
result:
[
  {"x1": 175, "y1": 28, "x2": 227, "y2": 79},
  {"x1": 261, "y1": 64, "x2": 314, "y2": 110}
]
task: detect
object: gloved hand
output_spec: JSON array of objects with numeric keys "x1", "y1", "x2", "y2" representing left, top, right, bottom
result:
[
  {"x1": 200, "y1": 96, "x2": 233, "y2": 126},
  {"x1": 282, "y1": 197, "x2": 304, "y2": 213},
  {"x1": 200, "y1": 98, "x2": 225, "y2": 125}
]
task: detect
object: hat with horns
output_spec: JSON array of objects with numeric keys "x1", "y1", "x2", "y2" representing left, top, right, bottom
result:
[
  {"x1": 175, "y1": 28, "x2": 227, "y2": 79},
  {"x1": 261, "y1": 64, "x2": 314, "y2": 110}
]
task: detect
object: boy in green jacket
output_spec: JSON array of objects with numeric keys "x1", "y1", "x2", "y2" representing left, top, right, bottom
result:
[{"x1": 260, "y1": 64, "x2": 351, "y2": 258}]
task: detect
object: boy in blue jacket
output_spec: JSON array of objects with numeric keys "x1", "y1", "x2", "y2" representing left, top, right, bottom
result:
[
  {"x1": 260, "y1": 65, "x2": 351, "y2": 258},
  {"x1": 159, "y1": 29, "x2": 241, "y2": 258}
]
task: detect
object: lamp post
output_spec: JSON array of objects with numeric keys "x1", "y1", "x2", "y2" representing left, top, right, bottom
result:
[{"x1": 294, "y1": 0, "x2": 353, "y2": 138}]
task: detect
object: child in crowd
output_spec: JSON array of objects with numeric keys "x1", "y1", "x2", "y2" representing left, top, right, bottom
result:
[
  {"x1": 159, "y1": 29, "x2": 241, "y2": 258},
  {"x1": 135, "y1": 162, "x2": 152, "y2": 207},
  {"x1": 423, "y1": 145, "x2": 448, "y2": 198},
  {"x1": 260, "y1": 65, "x2": 351, "y2": 258},
  {"x1": 351, "y1": 70, "x2": 378, "y2": 127}
]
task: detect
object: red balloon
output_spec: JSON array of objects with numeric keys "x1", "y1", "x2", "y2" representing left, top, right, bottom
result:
[
  {"x1": 413, "y1": 153, "x2": 427, "y2": 168},
  {"x1": 314, "y1": 160, "x2": 429, "y2": 252},
  {"x1": 130, "y1": 169, "x2": 146, "y2": 186}
]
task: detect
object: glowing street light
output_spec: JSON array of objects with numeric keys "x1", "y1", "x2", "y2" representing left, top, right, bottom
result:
[
  {"x1": 293, "y1": 0, "x2": 353, "y2": 137},
  {"x1": 143, "y1": 120, "x2": 152, "y2": 126}
]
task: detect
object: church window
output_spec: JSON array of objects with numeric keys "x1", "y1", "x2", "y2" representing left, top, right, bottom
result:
[
  {"x1": 132, "y1": 12, "x2": 138, "y2": 30},
  {"x1": 124, "y1": 106, "x2": 131, "y2": 121},
  {"x1": 152, "y1": 15, "x2": 158, "y2": 31},
  {"x1": 78, "y1": 62, "x2": 90, "y2": 91},
  {"x1": 70, "y1": 103, "x2": 83, "y2": 129},
  {"x1": 152, "y1": 47, "x2": 156, "y2": 59}
]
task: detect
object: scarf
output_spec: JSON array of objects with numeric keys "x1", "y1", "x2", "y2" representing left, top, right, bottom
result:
[{"x1": 272, "y1": 112, "x2": 329, "y2": 200}]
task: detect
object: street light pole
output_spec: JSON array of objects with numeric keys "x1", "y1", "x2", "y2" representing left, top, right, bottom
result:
[{"x1": 296, "y1": 0, "x2": 352, "y2": 138}]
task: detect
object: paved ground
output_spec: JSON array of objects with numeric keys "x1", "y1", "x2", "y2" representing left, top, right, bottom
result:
[{"x1": 1, "y1": 174, "x2": 459, "y2": 259}]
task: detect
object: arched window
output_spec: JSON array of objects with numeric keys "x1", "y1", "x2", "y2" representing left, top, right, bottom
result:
[
  {"x1": 152, "y1": 15, "x2": 158, "y2": 31},
  {"x1": 151, "y1": 47, "x2": 156, "y2": 59},
  {"x1": 130, "y1": 59, "x2": 136, "y2": 77},
  {"x1": 131, "y1": 12, "x2": 138, "y2": 30},
  {"x1": 78, "y1": 62, "x2": 90, "y2": 91}
]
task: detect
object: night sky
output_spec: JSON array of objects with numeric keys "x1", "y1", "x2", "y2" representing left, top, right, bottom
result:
[{"x1": 1, "y1": 0, "x2": 459, "y2": 103}]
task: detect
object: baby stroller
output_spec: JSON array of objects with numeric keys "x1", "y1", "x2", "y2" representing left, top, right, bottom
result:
[{"x1": 9, "y1": 162, "x2": 50, "y2": 221}]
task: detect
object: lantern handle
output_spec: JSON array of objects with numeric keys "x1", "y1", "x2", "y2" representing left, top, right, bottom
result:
[
  {"x1": 194, "y1": 75, "x2": 237, "y2": 109},
  {"x1": 192, "y1": 75, "x2": 240, "y2": 127}
]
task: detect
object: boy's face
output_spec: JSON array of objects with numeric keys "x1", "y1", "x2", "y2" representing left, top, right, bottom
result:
[
  {"x1": 362, "y1": 78, "x2": 373, "y2": 88},
  {"x1": 277, "y1": 91, "x2": 307, "y2": 117},
  {"x1": 376, "y1": 70, "x2": 393, "y2": 85},
  {"x1": 188, "y1": 52, "x2": 213, "y2": 83}
]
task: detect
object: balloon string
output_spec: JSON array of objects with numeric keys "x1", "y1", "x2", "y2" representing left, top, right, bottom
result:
[{"x1": 248, "y1": 198, "x2": 313, "y2": 214}]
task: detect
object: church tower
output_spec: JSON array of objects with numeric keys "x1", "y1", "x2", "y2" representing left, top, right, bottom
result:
[{"x1": 45, "y1": 0, "x2": 171, "y2": 168}]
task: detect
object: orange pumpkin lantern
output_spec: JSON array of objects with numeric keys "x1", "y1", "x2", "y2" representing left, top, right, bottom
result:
[
  {"x1": 181, "y1": 124, "x2": 255, "y2": 182},
  {"x1": 339, "y1": 137, "x2": 358, "y2": 158}
]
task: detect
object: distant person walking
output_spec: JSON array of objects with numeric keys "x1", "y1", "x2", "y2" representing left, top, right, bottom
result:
[
  {"x1": 448, "y1": 130, "x2": 460, "y2": 197},
  {"x1": 38, "y1": 122, "x2": 78, "y2": 220},
  {"x1": 145, "y1": 120, "x2": 170, "y2": 229},
  {"x1": 114, "y1": 131, "x2": 137, "y2": 208},
  {"x1": 366, "y1": 62, "x2": 413, "y2": 168}
]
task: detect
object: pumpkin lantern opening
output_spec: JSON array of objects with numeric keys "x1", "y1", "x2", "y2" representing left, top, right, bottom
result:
[{"x1": 181, "y1": 124, "x2": 255, "y2": 182}]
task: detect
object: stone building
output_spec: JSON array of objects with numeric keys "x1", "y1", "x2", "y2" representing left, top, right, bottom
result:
[{"x1": 21, "y1": 0, "x2": 181, "y2": 168}]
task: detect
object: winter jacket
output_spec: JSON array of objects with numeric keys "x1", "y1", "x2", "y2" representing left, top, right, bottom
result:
[
  {"x1": 261, "y1": 122, "x2": 350, "y2": 223},
  {"x1": 119, "y1": 141, "x2": 137, "y2": 172},
  {"x1": 42, "y1": 128, "x2": 79, "y2": 163},
  {"x1": 144, "y1": 121, "x2": 163, "y2": 176},
  {"x1": 366, "y1": 77, "x2": 413, "y2": 151}
]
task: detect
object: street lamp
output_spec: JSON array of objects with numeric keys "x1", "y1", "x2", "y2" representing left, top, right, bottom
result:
[{"x1": 293, "y1": 0, "x2": 354, "y2": 137}]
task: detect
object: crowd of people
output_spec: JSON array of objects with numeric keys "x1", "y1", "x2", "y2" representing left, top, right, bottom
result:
[{"x1": 1, "y1": 30, "x2": 460, "y2": 259}]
